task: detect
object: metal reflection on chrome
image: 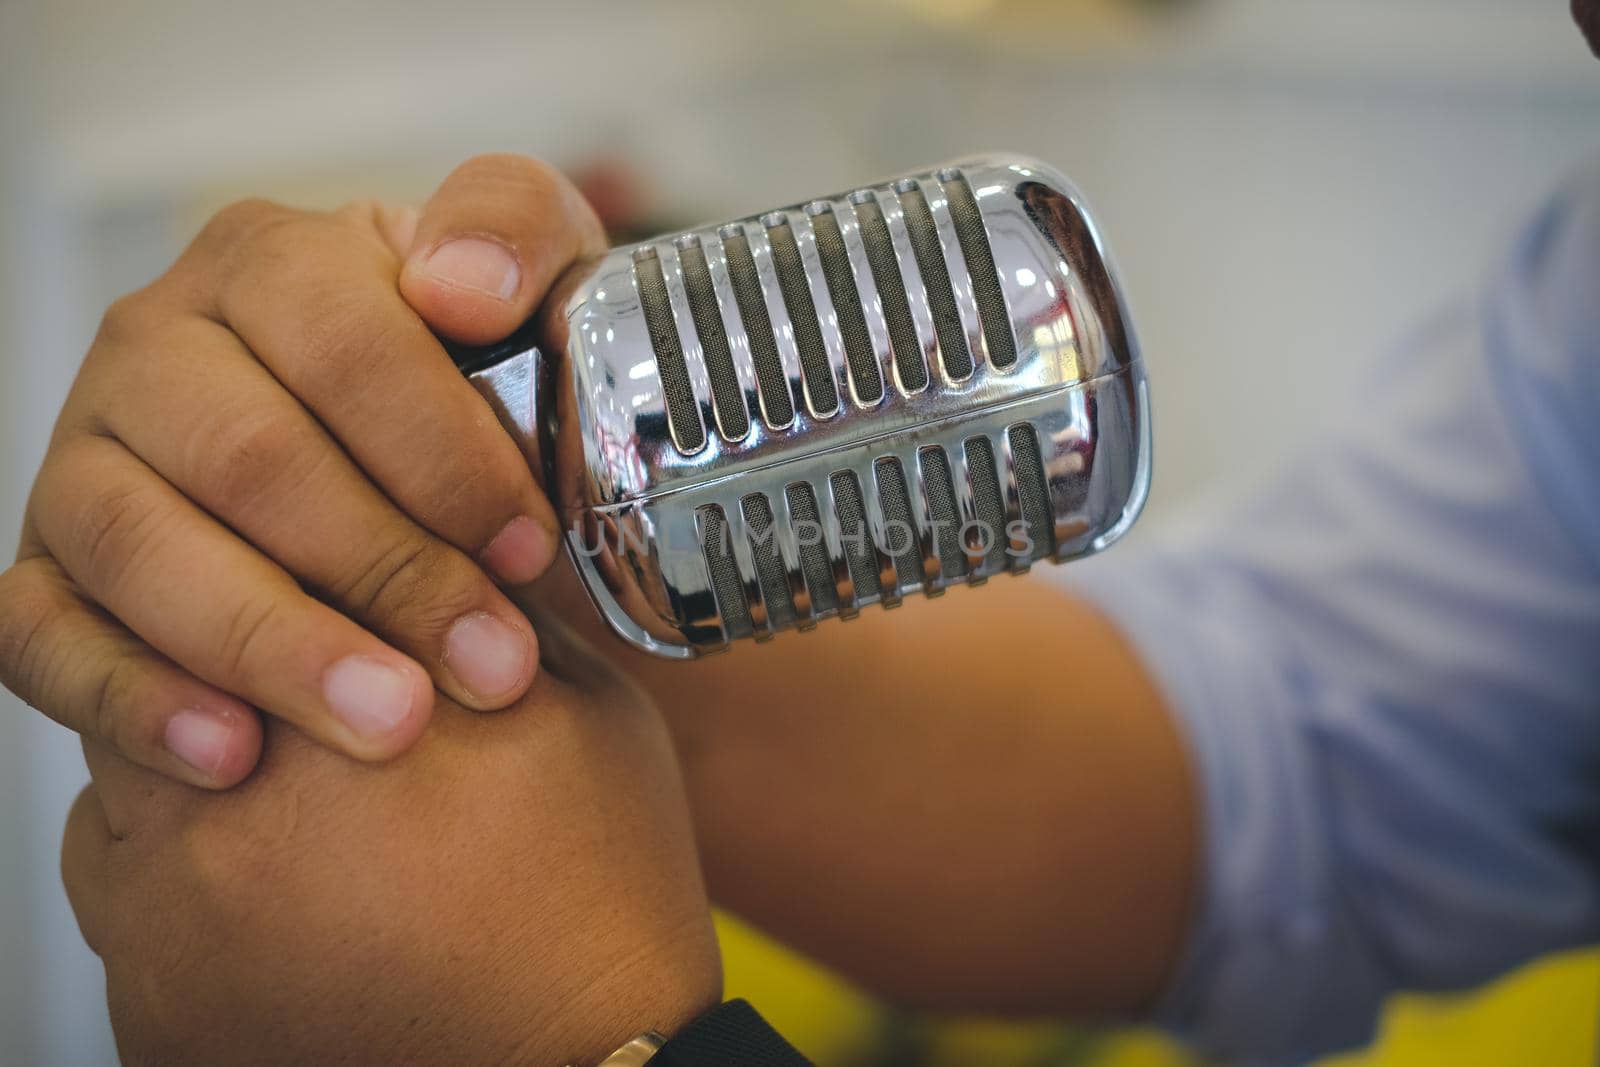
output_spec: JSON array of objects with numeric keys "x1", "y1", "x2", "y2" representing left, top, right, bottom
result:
[{"x1": 467, "y1": 153, "x2": 1151, "y2": 658}]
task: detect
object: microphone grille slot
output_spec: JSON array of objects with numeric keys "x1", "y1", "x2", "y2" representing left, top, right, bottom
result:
[
  {"x1": 677, "y1": 237, "x2": 749, "y2": 442},
  {"x1": 851, "y1": 192, "x2": 929, "y2": 393},
  {"x1": 741, "y1": 493, "x2": 797, "y2": 633},
  {"x1": 963, "y1": 435, "x2": 1010, "y2": 574},
  {"x1": 634, "y1": 248, "x2": 706, "y2": 454},
  {"x1": 873, "y1": 456, "x2": 924, "y2": 592},
  {"x1": 918, "y1": 446, "x2": 965, "y2": 580},
  {"x1": 785, "y1": 482, "x2": 839, "y2": 617},
  {"x1": 808, "y1": 205, "x2": 885, "y2": 406},
  {"x1": 829, "y1": 470, "x2": 882, "y2": 603},
  {"x1": 941, "y1": 171, "x2": 1018, "y2": 370},
  {"x1": 719, "y1": 226, "x2": 796, "y2": 428},
  {"x1": 765, "y1": 217, "x2": 841, "y2": 417},
  {"x1": 698, "y1": 504, "x2": 752, "y2": 639},
  {"x1": 1007, "y1": 422, "x2": 1057, "y2": 562},
  {"x1": 895, "y1": 180, "x2": 974, "y2": 380}
]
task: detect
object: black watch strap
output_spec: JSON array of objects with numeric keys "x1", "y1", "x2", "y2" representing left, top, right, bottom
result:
[{"x1": 650, "y1": 1000, "x2": 813, "y2": 1067}]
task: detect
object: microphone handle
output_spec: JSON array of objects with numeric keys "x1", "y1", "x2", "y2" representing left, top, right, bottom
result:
[{"x1": 445, "y1": 319, "x2": 554, "y2": 489}]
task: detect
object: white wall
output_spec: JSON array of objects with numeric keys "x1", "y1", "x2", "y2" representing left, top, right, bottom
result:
[{"x1": 3, "y1": 1, "x2": 1599, "y2": 1062}]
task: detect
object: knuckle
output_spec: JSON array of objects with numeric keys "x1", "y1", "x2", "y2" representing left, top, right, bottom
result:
[
  {"x1": 291, "y1": 288, "x2": 415, "y2": 397},
  {"x1": 0, "y1": 560, "x2": 60, "y2": 703},
  {"x1": 190, "y1": 199, "x2": 310, "y2": 300},
  {"x1": 443, "y1": 154, "x2": 602, "y2": 252},
  {"x1": 94, "y1": 291, "x2": 162, "y2": 349},
  {"x1": 410, "y1": 440, "x2": 501, "y2": 531},
  {"x1": 215, "y1": 596, "x2": 281, "y2": 686},
  {"x1": 74, "y1": 477, "x2": 178, "y2": 597},
  {"x1": 198, "y1": 197, "x2": 293, "y2": 252},
  {"x1": 454, "y1": 152, "x2": 564, "y2": 195},
  {"x1": 0, "y1": 561, "x2": 161, "y2": 752},
  {"x1": 334, "y1": 533, "x2": 479, "y2": 632},
  {"x1": 332, "y1": 196, "x2": 385, "y2": 229},
  {"x1": 187, "y1": 404, "x2": 319, "y2": 521},
  {"x1": 385, "y1": 422, "x2": 529, "y2": 537},
  {"x1": 90, "y1": 655, "x2": 152, "y2": 755},
  {"x1": 83, "y1": 283, "x2": 208, "y2": 387}
]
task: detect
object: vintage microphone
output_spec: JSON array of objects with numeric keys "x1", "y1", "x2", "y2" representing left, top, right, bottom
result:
[{"x1": 452, "y1": 153, "x2": 1150, "y2": 658}]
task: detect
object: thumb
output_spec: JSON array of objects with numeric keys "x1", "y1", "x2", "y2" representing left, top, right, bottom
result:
[{"x1": 399, "y1": 153, "x2": 607, "y2": 346}]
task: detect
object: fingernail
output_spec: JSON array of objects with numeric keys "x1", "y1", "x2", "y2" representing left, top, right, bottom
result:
[
  {"x1": 481, "y1": 516, "x2": 553, "y2": 585},
  {"x1": 323, "y1": 655, "x2": 423, "y2": 740},
  {"x1": 443, "y1": 612, "x2": 532, "y2": 703},
  {"x1": 164, "y1": 708, "x2": 235, "y2": 778},
  {"x1": 419, "y1": 237, "x2": 520, "y2": 300}
]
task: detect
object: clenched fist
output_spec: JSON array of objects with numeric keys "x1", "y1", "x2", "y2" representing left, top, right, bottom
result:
[{"x1": 62, "y1": 620, "x2": 722, "y2": 1066}]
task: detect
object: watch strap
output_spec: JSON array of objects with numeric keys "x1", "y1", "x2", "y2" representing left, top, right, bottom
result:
[{"x1": 649, "y1": 1000, "x2": 812, "y2": 1067}]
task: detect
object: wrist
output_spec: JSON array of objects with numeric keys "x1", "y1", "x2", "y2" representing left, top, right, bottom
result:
[{"x1": 545, "y1": 921, "x2": 723, "y2": 1067}]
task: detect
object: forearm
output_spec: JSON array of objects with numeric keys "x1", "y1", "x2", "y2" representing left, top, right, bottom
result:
[{"x1": 621, "y1": 576, "x2": 1198, "y2": 1018}]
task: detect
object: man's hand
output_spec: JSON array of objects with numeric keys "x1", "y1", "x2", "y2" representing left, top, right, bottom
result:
[
  {"x1": 61, "y1": 624, "x2": 721, "y2": 1066},
  {"x1": 0, "y1": 155, "x2": 605, "y2": 786}
]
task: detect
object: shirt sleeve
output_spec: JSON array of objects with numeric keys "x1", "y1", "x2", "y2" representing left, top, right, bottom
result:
[{"x1": 1062, "y1": 176, "x2": 1600, "y2": 1064}]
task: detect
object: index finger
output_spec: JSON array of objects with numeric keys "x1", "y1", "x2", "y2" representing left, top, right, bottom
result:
[{"x1": 185, "y1": 197, "x2": 568, "y2": 586}]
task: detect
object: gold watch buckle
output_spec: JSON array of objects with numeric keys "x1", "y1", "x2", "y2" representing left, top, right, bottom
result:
[{"x1": 574, "y1": 1031, "x2": 666, "y2": 1067}]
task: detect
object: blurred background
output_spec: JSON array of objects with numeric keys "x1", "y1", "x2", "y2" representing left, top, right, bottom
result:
[{"x1": 2, "y1": 0, "x2": 1598, "y2": 1063}]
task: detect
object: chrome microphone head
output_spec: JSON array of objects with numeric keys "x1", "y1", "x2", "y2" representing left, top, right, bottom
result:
[{"x1": 461, "y1": 153, "x2": 1151, "y2": 658}]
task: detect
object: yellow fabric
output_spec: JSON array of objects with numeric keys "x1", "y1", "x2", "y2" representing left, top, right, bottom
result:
[
  {"x1": 1322, "y1": 948, "x2": 1598, "y2": 1067},
  {"x1": 716, "y1": 913, "x2": 1598, "y2": 1065}
]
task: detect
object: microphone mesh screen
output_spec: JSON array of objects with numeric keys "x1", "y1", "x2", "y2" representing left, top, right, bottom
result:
[
  {"x1": 829, "y1": 470, "x2": 882, "y2": 603},
  {"x1": 852, "y1": 195, "x2": 930, "y2": 393},
  {"x1": 741, "y1": 493, "x2": 796, "y2": 631},
  {"x1": 918, "y1": 446, "x2": 965, "y2": 579},
  {"x1": 678, "y1": 238, "x2": 749, "y2": 441},
  {"x1": 1008, "y1": 423, "x2": 1057, "y2": 561},
  {"x1": 896, "y1": 182, "x2": 974, "y2": 380},
  {"x1": 943, "y1": 173, "x2": 1018, "y2": 370},
  {"x1": 766, "y1": 219, "x2": 841, "y2": 416},
  {"x1": 784, "y1": 482, "x2": 839, "y2": 616},
  {"x1": 720, "y1": 228, "x2": 796, "y2": 427},
  {"x1": 698, "y1": 504, "x2": 752, "y2": 638},
  {"x1": 964, "y1": 435, "x2": 1010, "y2": 574},
  {"x1": 873, "y1": 457, "x2": 926, "y2": 591},
  {"x1": 635, "y1": 249, "x2": 706, "y2": 453},
  {"x1": 809, "y1": 207, "x2": 885, "y2": 405}
]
